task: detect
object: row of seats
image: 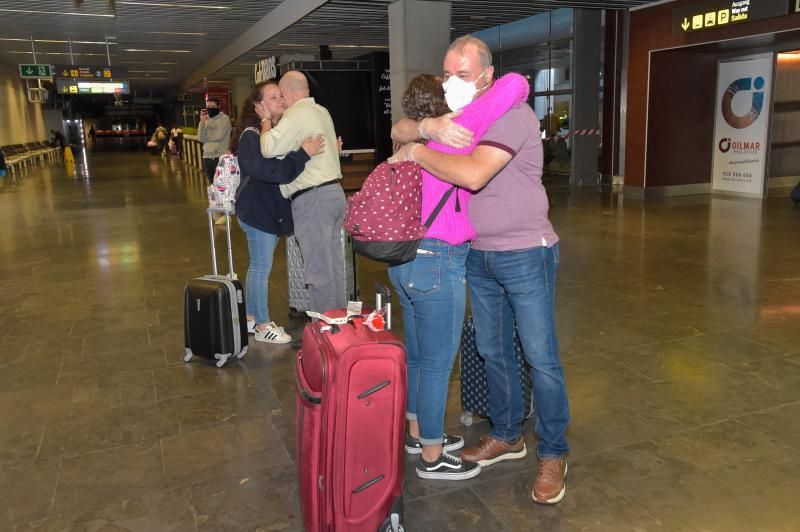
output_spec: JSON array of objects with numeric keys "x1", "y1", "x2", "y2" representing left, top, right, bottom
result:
[{"x1": 1, "y1": 142, "x2": 61, "y2": 175}]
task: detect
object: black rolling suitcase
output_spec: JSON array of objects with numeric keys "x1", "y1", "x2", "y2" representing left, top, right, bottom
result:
[
  {"x1": 183, "y1": 209, "x2": 248, "y2": 367},
  {"x1": 459, "y1": 316, "x2": 534, "y2": 426}
]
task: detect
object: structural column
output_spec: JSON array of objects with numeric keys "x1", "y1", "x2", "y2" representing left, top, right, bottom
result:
[
  {"x1": 571, "y1": 8, "x2": 603, "y2": 186},
  {"x1": 231, "y1": 76, "x2": 252, "y2": 120},
  {"x1": 388, "y1": 0, "x2": 451, "y2": 123}
]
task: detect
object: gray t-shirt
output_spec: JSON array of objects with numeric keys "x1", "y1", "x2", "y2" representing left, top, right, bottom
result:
[{"x1": 469, "y1": 103, "x2": 559, "y2": 251}]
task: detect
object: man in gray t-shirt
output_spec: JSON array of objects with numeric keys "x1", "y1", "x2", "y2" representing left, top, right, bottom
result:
[{"x1": 390, "y1": 35, "x2": 570, "y2": 505}]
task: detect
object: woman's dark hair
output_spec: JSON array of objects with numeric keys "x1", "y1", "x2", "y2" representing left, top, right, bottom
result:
[
  {"x1": 229, "y1": 80, "x2": 278, "y2": 153},
  {"x1": 401, "y1": 74, "x2": 449, "y2": 120}
]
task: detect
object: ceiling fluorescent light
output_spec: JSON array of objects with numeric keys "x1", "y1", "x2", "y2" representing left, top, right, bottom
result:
[
  {"x1": 0, "y1": 8, "x2": 114, "y2": 17},
  {"x1": 130, "y1": 31, "x2": 207, "y2": 36},
  {"x1": 118, "y1": 1, "x2": 229, "y2": 9},
  {"x1": 330, "y1": 45, "x2": 388, "y2": 49},
  {"x1": 0, "y1": 38, "x2": 116, "y2": 45},
  {"x1": 123, "y1": 49, "x2": 191, "y2": 53},
  {"x1": 7, "y1": 51, "x2": 117, "y2": 56},
  {"x1": 120, "y1": 61, "x2": 178, "y2": 64}
]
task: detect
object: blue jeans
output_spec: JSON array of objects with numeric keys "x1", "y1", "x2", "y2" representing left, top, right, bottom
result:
[
  {"x1": 466, "y1": 244, "x2": 569, "y2": 458},
  {"x1": 388, "y1": 238, "x2": 469, "y2": 445},
  {"x1": 238, "y1": 219, "x2": 279, "y2": 325}
]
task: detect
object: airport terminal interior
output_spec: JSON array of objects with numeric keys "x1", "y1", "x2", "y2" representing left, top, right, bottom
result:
[{"x1": 2, "y1": 1, "x2": 800, "y2": 531}]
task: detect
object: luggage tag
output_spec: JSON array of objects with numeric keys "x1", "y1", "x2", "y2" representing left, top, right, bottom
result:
[{"x1": 307, "y1": 301, "x2": 364, "y2": 333}]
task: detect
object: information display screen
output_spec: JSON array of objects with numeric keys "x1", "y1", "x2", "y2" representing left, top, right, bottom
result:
[{"x1": 56, "y1": 79, "x2": 130, "y2": 95}]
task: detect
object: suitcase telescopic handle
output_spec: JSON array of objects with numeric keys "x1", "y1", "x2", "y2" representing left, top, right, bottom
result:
[
  {"x1": 375, "y1": 282, "x2": 392, "y2": 330},
  {"x1": 207, "y1": 208, "x2": 235, "y2": 278}
]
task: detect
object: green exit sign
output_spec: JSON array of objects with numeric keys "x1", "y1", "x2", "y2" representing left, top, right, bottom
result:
[{"x1": 19, "y1": 64, "x2": 52, "y2": 79}]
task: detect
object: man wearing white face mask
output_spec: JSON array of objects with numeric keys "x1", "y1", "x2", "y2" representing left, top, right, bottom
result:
[{"x1": 390, "y1": 35, "x2": 571, "y2": 505}]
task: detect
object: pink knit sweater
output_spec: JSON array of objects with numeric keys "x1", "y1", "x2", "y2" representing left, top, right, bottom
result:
[{"x1": 422, "y1": 73, "x2": 530, "y2": 245}]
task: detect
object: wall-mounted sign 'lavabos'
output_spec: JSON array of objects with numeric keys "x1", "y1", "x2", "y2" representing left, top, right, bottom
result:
[
  {"x1": 711, "y1": 54, "x2": 773, "y2": 198},
  {"x1": 254, "y1": 57, "x2": 277, "y2": 84},
  {"x1": 673, "y1": 0, "x2": 790, "y2": 34}
]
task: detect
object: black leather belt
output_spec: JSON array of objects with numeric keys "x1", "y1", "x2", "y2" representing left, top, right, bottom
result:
[{"x1": 290, "y1": 179, "x2": 340, "y2": 202}]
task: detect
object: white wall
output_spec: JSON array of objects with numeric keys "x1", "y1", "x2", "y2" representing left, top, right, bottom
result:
[{"x1": 0, "y1": 61, "x2": 49, "y2": 146}]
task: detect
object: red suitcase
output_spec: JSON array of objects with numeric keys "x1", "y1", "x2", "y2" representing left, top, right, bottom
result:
[{"x1": 295, "y1": 285, "x2": 406, "y2": 532}]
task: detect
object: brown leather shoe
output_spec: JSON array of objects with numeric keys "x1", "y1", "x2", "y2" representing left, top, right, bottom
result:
[
  {"x1": 460, "y1": 434, "x2": 527, "y2": 466},
  {"x1": 532, "y1": 456, "x2": 567, "y2": 504}
]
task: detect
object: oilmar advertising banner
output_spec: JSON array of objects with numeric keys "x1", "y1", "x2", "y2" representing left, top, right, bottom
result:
[{"x1": 711, "y1": 54, "x2": 773, "y2": 197}]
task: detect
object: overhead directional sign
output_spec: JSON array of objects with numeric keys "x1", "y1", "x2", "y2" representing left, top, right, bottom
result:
[
  {"x1": 674, "y1": 0, "x2": 790, "y2": 34},
  {"x1": 54, "y1": 65, "x2": 128, "y2": 80},
  {"x1": 19, "y1": 64, "x2": 52, "y2": 79}
]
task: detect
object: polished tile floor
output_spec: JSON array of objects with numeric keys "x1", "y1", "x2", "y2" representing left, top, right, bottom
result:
[{"x1": 1, "y1": 152, "x2": 799, "y2": 532}]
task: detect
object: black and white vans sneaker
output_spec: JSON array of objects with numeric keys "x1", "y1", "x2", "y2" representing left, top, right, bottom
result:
[
  {"x1": 405, "y1": 433, "x2": 465, "y2": 455},
  {"x1": 416, "y1": 452, "x2": 482, "y2": 481}
]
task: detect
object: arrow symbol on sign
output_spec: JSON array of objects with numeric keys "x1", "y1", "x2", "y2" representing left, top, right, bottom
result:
[
  {"x1": 25, "y1": 67, "x2": 33, "y2": 75},
  {"x1": 62, "y1": 69, "x2": 69, "y2": 76},
  {"x1": 681, "y1": 17, "x2": 690, "y2": 31}
]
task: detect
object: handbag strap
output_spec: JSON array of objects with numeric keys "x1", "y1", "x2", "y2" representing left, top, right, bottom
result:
[
  {"x1": 422, "y1": 186, "x2": 457, "y2": 228},
  {"x1": 233, "y1": 127, "x2": 263, "y2": 201}
]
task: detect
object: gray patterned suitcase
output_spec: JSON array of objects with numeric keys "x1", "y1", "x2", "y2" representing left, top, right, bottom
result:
[
  {"x1": 459, "y1": 316, "x2": 534, "y2": 426},
  {"x1": 286, "y1": 229, "x2": 358, "y2": 315}
]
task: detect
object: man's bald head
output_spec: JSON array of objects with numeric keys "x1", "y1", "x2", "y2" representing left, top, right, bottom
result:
[{"x1": 279, "y1": 70, "x2": 310, "y2": 107}]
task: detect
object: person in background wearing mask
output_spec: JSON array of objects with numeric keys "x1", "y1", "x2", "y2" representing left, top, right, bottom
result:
[
  {"x1": 197, "y1": 98, "x2": 231, "y2": 184},
  {"x1": 390, "y1": 34, "x2": 570, "y2": 505}
]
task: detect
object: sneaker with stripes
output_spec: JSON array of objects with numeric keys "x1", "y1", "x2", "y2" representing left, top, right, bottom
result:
[{"x1": 416, "y1": 451, "x2": 481, "y2": 481}]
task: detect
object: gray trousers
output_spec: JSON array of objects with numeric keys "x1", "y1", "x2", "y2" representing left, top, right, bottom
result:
[{"x1": 291, "y1": 183, "x2": 347, "y2": 314}]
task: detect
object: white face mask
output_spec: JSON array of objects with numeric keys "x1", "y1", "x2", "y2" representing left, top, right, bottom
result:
[{"x1": 442, "y1": 69, "x2": 488, "y2": 112}]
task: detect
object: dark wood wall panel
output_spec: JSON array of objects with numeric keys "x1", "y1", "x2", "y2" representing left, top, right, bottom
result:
[
  {"x1": 626, "y1": 2, "x2": 800, "y2": 188},
  {"x1": 645, "y1": 50, "x2": 717, "y2": 187}
]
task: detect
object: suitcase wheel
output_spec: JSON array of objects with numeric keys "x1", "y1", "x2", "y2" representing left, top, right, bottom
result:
[
  {"x1": 183, "y1": 349, "x2": 193, "y2": 363},
  {"x1": 214, "y1": 353, "x2": 231, "y2": 368},
  {"x1": 379, "y1": 513, "x2": 404, "y2": 532},
  {"x1": 460, "y1": 412, "x2": 474, "y2": 427}
]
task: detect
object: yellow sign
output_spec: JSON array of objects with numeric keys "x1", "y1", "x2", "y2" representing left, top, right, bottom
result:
[
  {"x1": 63, "y1": 146, "x2": 75, "y2": 169},
  {"x1": 675, "y1": 1, "x2": 789, "y2": 34}
]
